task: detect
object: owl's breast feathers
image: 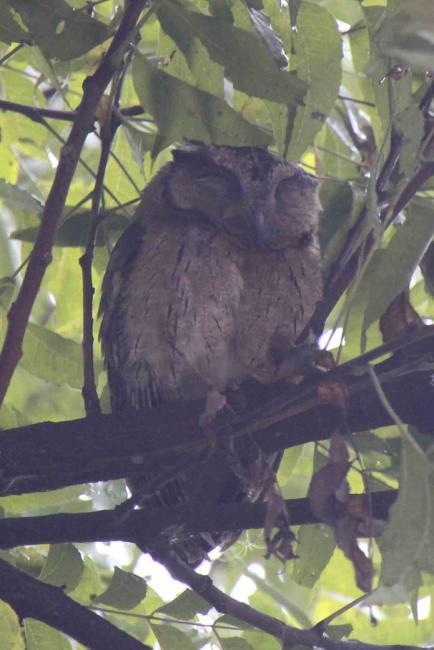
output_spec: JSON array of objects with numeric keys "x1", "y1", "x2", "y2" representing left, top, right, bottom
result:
[{"x1": 100, "y1": 217, "x2": 321, "y2": 409}]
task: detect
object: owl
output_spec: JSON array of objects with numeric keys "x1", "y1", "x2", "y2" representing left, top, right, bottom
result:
[{"x1": 99, "y1": 143, "x2": 322, "y2": 565}]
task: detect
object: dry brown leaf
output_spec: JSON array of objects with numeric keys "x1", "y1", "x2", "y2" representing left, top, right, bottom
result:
[
  {"x1": 318, "y1": 380, "x2": 349, "y2": 411},
  {"x1": 380, "y1": 291, "x2": 423, "y2": 343}
]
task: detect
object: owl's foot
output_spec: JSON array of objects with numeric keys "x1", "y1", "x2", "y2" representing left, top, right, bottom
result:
[
  {"x1": 199, "y1": 387, "x2": 227, "y2": 427},
  {"x1": 274, "y1": 330, "x2": 322, "y2": 382},
  {"x1": 264, "y1": 482, "x2": 297, "y2": 563}
]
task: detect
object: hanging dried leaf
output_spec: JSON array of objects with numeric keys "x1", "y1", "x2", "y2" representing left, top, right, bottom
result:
[
  {"x1": 318, "y1": 380, "x2": 349, "y2": 411},
  {"x1": 380, "y1": 291, "x2": 423, "y2": 343}
]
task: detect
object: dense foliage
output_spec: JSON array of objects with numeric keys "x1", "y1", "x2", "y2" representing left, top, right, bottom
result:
[{"x1": 0, "y1": 0, "x2": 433, "y2": 648}]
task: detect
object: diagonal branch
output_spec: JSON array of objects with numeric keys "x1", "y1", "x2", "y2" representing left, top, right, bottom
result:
[
  {"x1": 152, "y1": 547, "x2": 429, "y2": 650},
  {"x1": 0, "y1": 0, "x2": 147, "y2": 409}
]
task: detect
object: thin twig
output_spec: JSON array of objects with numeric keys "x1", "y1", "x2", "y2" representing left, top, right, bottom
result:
[
  {"x1": 80, "y1": 133, "x2": 112, "y2": 416},
  {"x1": 338, "y1": 94, "x2": 376, "y2": 107},
  {"x1": 367, "y1": 364, "x2": 427, "y2": 458},
  {"x1": 0, "y1": 44, "x2": 25, "y2": 66},
  {"x1": 0, "y1": 98, "x2": 145, "y2": 122},
  {"x1": 80, "y1": 24, "x2": 143, "y2": 416},
  {"x1": 312, "y1": 593, "x2": 370, "y2": 632},
  {"x1": 0, "y1": 98, "x2": 143, "y2": 204}
]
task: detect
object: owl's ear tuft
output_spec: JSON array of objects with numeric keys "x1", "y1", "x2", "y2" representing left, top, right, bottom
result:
[
  {"x1": 172, "y1": 149, "x2": 207, "y2": 166},
  {"x1": 299, "y1": 169, "x2": 318, "y2": 187}
]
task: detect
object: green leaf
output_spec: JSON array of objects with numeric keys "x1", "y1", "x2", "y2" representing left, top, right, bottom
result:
[
  {"x1": 0, "y1": 600, "x2": 23, "y2": 650},
  {"x1": 8, "y1": 0, "x2": 110, "y2": 60},
  {"x1": 293, "y1": 524, "x2": 336, "y2": 588},
  {"x1": 0, "y1": 179, "x2": 43, "y2": 214},
  {"x1": 317, "y1": 119, "x2": 361, "y2": 180},
  {"x1": 69, "y1": 556, "x2": 105, "y2": 605},
  {"x1": 319, "y1": 180, "x2": 354, "y2": 257},
  {"x1": 11, "y1": 208, "x2": 129, "y2": 247},
  {"x1": 248, "y1": 8, "x2": 288, "y2": 70},
  {"x1": 362, "y1": 200, "x2": 434, "y2": 346},
  {"x1": 326, "y1": 624, "x2": 353, "y2": 641},
  {"x1": 214, "y1": 615, "x2": 256, "y2": 631},
  {"x1": 321, "y1": 185, "x2": 365, "y2": 283},
  {"x1": 156, "y1": 1, "x2": 305, "y2": 105},
  {"x1": 39, "y1": 544, "x2": 83, "y2": 592},
  {"x1": 132, "y1": 52, "x2": 271, "y2": 147},
  {"x1": 151, "y1": 624, "x2": 195, "y2": 650},
  {"x1": 377, "y1": 0, "x2": 434, "y2": 71},
  {"x1": 287, "y1": 2, "x2": 342, "y2": 160},
  {"x1": 21, "y1": 322, "x2": 96, "y2": 388},
  {"x1": 121, "y1": 120, "x2": 170, "y2": 168},
  {"x1": 156, "y1": 588, "x2": 210, "y2": 619},
  {"x1": 1, "y1": 485, "x2": 89, "y2": 516},
  {"x1": 0, "y1": 276, "x2": 16, "y2": 313},
  {"x1": 219, "y1": 638, "x2": 253, "y2": 650},
  {"x1": 244, "y1": 631, "x2": 280, "y2": 650},
  {"x1": 0, "y1": 402, "x2": 29, "y2": 429},
  {"x1": 394, "y1": 105, "x2": 425, "y2": 179},
  {"x1": 0, "y1": 5, "x2": 30, "y2": 43},
  {"x1": 24, "y1": 619, "x2": 72, "y2": 650},
  {"x1": 376, "y1": 434, "x2": 434, "y2": 599},
  {"x1": 92, "y1": 567, "x2": 148, "y2": 610}
]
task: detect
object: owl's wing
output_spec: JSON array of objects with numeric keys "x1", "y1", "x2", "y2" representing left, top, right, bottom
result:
[{"x1": 99, "y1": 220, "x2": 162, "y2": 411}]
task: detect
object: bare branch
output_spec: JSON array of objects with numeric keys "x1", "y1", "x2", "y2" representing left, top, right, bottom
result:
[
  {"x1": 0, "y1": 491, "x2": 396, "y2": 549},
  {"x1": 0, "y1": 98, "x2": 145, "y2": 122},
  {"x1": 152, "y1": 548, "x2": 428, "y2": 650}
]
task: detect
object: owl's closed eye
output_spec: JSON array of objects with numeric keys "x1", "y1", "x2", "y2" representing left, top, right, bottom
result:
[{"x1": 162, "y1": 145, "x2": 319, "y2": 251}]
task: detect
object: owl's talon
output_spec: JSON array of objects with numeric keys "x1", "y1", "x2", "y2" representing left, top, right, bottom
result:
[
  {"x1": 275, "y1": 330, "x2": 321, "y2": 381},
  {"x1": 199, "y1": 388, "x2": 228, "y2": 428}
]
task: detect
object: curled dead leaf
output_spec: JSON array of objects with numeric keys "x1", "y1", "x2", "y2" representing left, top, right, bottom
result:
[
  {"x1": 380, "y1": 291, "x2": 423, "y2": 343},
  {"x1": 318, "y1": 381, "x2": 349, "y2": 411}
]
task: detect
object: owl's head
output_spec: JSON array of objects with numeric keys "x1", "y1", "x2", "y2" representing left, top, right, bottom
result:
[{"x1": 160, "y1": 142, "x2": 320, "y2": 251}]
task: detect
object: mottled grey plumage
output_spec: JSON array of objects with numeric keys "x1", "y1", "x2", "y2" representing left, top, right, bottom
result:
[{"x1": 100, "y1": 143, "x2": 322, "y2": 565}]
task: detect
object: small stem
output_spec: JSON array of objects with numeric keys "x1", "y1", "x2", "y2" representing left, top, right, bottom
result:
[
  {"x1": 367, "y1": 365, "x2": 426, "y2": 457},
  {"x1": 338, "y1": 94, "x2": 376, "y2": 107},
  {"x1": 0, "y1": 44, "x2": 25, "y2": 66}
]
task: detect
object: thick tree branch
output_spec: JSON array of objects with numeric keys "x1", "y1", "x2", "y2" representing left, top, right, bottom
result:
[
  {"x1": 1, "y1": 326, "x2": 433, "y2": 496},
  {"x1": 0, "y1": 558, "x2": 150, "y2": 650},
  {"x1": 0, "y1": 0, "x2": 147, "y2": 408},
  {"x1": 0, "y1": 491, "x2": 396, "y2": 550}
]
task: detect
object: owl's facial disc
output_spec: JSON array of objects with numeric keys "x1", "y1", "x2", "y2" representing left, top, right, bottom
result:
[
  {"x1": 257, "y1": 172, "x2": 319, "y2": 250},
  {"x1": 164, "y1": 147, "x2": 319, "y2": 251},
  {"x1": 164, "y1": 157, "x2": 241, "y2": 216}
]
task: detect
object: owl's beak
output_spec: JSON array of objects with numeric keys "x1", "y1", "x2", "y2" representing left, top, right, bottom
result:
[{"x1": 252, "y1": 207, "x2": 271, "y2": 250}]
